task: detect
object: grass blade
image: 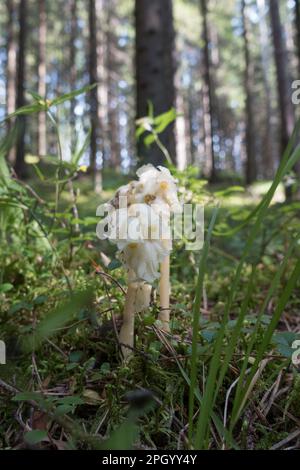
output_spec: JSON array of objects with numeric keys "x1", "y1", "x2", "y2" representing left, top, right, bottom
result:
[
  {"x1": 230, "y1": 255, "x2": 300, "y2": 427},
  {"x1": 188, "y1": 207, "x2": 218, "y2": 442},
  {"x1": 230, "y1": 235, "x2": 299, "y2": 427},
  {"x1": 193, "y1": 144, "x2": 300, "y2": 448}
]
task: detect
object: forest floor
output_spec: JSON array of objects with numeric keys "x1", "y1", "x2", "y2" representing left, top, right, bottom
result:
[{"x1": 1, "y1": 169, "x2": 300, "y2": 450}]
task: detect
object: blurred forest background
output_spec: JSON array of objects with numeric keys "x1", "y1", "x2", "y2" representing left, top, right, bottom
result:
[{"x1": 1, "y1": 0, "x2": 300, "y2": 185}]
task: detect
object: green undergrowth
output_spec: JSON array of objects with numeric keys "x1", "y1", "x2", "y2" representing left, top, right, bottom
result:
[{"x1": 1, "y1": 92, "x2": 300, "y2": 450}]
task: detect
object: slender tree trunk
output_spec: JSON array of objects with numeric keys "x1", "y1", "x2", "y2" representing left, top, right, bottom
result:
[
  {"x1": 198, "y1": 86, "x2": 207, "y2": 168},
  {"x1": 6, "y1": 0, "x2": 16, "y2": 120},
  {"x1": 187, "y1": 85, "x2": 196, "y2": 164},
  {"x1": 135, "y1": 0, "x2": 176, "y2": 166},
  {"x1": 69, "y1": 0, "x2": 77, "y2": 149},
  {"x1": 210, "y1": 24, "x2": 220, "y2": 68},
  {"x1": 178, "y1": 89, "x2": 192, "y2": 168},
  {"x1": 200, "y1": 0, "x2": 216, "y2": 181},
  {"x1": 38, "y1": 0, "x2": 47, "y2": 156},
  {"x1": 183, "y1": 94, "x2": 192, "y2": 167},
  {"x1": 88, "y1": 0, "x2": 102, "y2": 191},
  {"x1": 269, "y1": 0, "x2": 299, "y2": 186},
  {"x1": 89, "y1": 0, "x2": 98, "y2": 174},
  {"x1": 96, "y1": 0, "x2": 108, "y2": 167},
  {"x1": 242, "y1": 0, "x2": 256, "y2": 184},
  {"x1": 176, "y1": 91, "x2": 188, "y2": 171},
  {"x1": 15, "y1": 0, "x2": 27, "y2": 178},
  {"x1": 106, "y1": 0, "x2": 120, "y2": 169},
  {"x1": 295, "y1": 0, "x2": 300, "y2": 77},
  {"x1": 6, "y1": 0, "x2": 17, "y2": 164},
  {"x1": 257, "y1": 0, "x2": 274, "y2": 179},
  {"x1": 95, "y1": 0, "x2": 105, "y2": 159}
]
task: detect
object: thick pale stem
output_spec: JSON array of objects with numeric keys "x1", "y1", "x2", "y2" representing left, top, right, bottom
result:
[
  {"x1": 119, "y1": 281, "x2": 138, "y2": 360},
  {"x1": 119, "y1": 277, "x2": 152, "y2": 361},
  {"x1": 158, "y1": 255, "x2": 170, "y2": 332}
]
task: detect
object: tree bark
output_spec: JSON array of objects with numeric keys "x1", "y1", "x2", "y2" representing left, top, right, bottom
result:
[
  {"x1": 6, "y1": 0, "x2": 17, "y2": 164},
  {"x1": 200, "y1": 0, "x2": 216, "y2": 181},
  {"x1": 269, "y1": 0, "x2": 299, "y2": 183},
  {"x1": 96, "y1": 0, "x2": 108, "y2": 167},
  {"x1": 135, "y1": 0, "x2": 176, "y2": 166},
  {"x1": 187, "y1": 86, "x2": 196, "y2": 165},
  {"x1": 257, "y1": 0, "x2": 274, "y2": 179},
  {"x1": 69, "y1": 0, "x2": 77, "y2": 148},
  {"x1": 38, "y1": 0, "x2": 47, "y2": 156},
  {"x1": 242, "y1": 0, "x2": 256, "y2": 184},
  {"x1": 175, "y1": 90, "x2": 188, "y2": 171},
  {"x1": 15, "y1": 0, "x2": 27, "y2": 178},
  {"x1": 88, "y1": 0, "x2": 102, "y2": 191},
  {"x1": 6, "y1": 0, "x2": 16, "y2": 119},
  {"x1": 106, "y1": 0, "x2": 120, "y2": 169}
]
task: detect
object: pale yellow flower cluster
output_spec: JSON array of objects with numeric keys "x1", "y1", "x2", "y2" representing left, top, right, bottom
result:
[{"x1": 105, "y1": 165, "x2": 181, "y2": 283}]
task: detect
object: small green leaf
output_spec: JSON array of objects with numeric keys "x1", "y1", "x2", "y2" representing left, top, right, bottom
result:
[
  {"x1": 54, "y1": 404, "x2": 75, "y2": 416},
  {"x1": 2, "y1": 103, "x2": 45, "y2": 122},
  {"x1": 201, "y1": 330, "x2": 217, "y2": 343},
  {"x1": 153, "y1": 107, "x2": 177, "y2": 134},
  {"x1": 51, "y1": 84, "x2": 97, "y2": 107},
  {"x1": 135, "y1": 125, "x2": 147, "y2": 140},
  {"x1": 12, "y1": 392, "x2": 44, "y2": 402},
  {"x1": 27, "y1": 90, "x2": 43, "y2": 101},
  {"x1": 0, "y1": 283, "x2": 13, "y2": 293},
  {"x1": 9, "y1": 302, "x2": 33, "y2": 314},
  {"x1": 66, "y1": 363, "x2": 78, "y2": 371},
  {"x1": 33, "y1": 295, "x2": 48, "y2": 305},
  {"x1": 100, "y1": 362, "x2": 111, "y2": 374},
  {"x1": 272, "y1": 332, "x2": 300, "y2": 358},
  {"x1": 69, "y1": 350, "x2": 83, "y2": 363},
  {"x1": 58, "y1": 396, "x2": 84, "y2": 406},
  {"x1": 83, "y1": 216, "x2": 99, "y2": 226},
  {"x1": 24, "y1": 430, "x2": 47, "y2": 445},
  {"x1": 23, "y1": 288, "x2": 94, "y2": 351},
  {"x1": 144, "y1": 134, "x2": 156, "y2": 148},
  {"x1": 107, "y1": 259, "x2": 122, "y2": 271}
]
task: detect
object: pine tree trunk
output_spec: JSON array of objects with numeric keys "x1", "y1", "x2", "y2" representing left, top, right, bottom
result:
[
  {"x1": 15, "y1": 0, "x2": 27, "y2": 178},
  {"x1": 69, "y1": 0, "x2": 77, "y2": 148},
  {"x1": 106, "y1": 0, "x2": 120, "y2": 169},
  {"x1": 242, "y1": 0, "x2": 256, "y2": 185},
  {"x1": 88, "y1": 0, "x2": 102, "y2": 191},
  {"x1": 97, "y1": 0, "x2": 108, "y2": 167},
  {"x1": 38, "y1": 0, "x2": 47, "y2": 156},
  {"x1": 6, "y1": 0, "x2": 16, "y2": 119},
  {"x1": 135, "y1": 0, "x2": 176, "y2": 166},
  {"x1": 175, "y1": 91, "x2": 188, "y2": 171},
  {"x1": 187, "y1": 87, "x2": 196, "y2": 164},
  {"x1": 200, "y1": 0, "x2": 216, "y2": 181},
  {"x1": 269, "y1": 0, "x2": 298, "y2": 183},
  {"x1": 257, "y1": 0, "x2": 274, "y2": 179},
  {"x1": 6, "y1": 0, "x2": 17, "y2": 164}
]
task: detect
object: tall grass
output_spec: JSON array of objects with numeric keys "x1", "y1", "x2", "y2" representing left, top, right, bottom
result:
[{"x1": 188, "y1": 123, "x2": 300, "y2": 449}]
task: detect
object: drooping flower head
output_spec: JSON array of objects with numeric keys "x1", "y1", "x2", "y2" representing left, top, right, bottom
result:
[
  {"x1": 104, "y1": 165, "x2": 179, "y2": 283},
  {"x1": 135, "y1": 164, "x2": 181, "y2": 213},
  {"x1": 103, "y1": 203, "x2": 170, "y2": 283},
  {"x1": 108, "y1": 164, "x2": 181, "y2": 213},
  {"x1": 109, "y1": 181, "x2": 138, "y2": 209}
]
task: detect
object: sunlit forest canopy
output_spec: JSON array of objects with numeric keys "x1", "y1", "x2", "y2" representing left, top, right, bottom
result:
[{"x1": 0, "y1": 0, "x2": 299, "y2": 182}]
